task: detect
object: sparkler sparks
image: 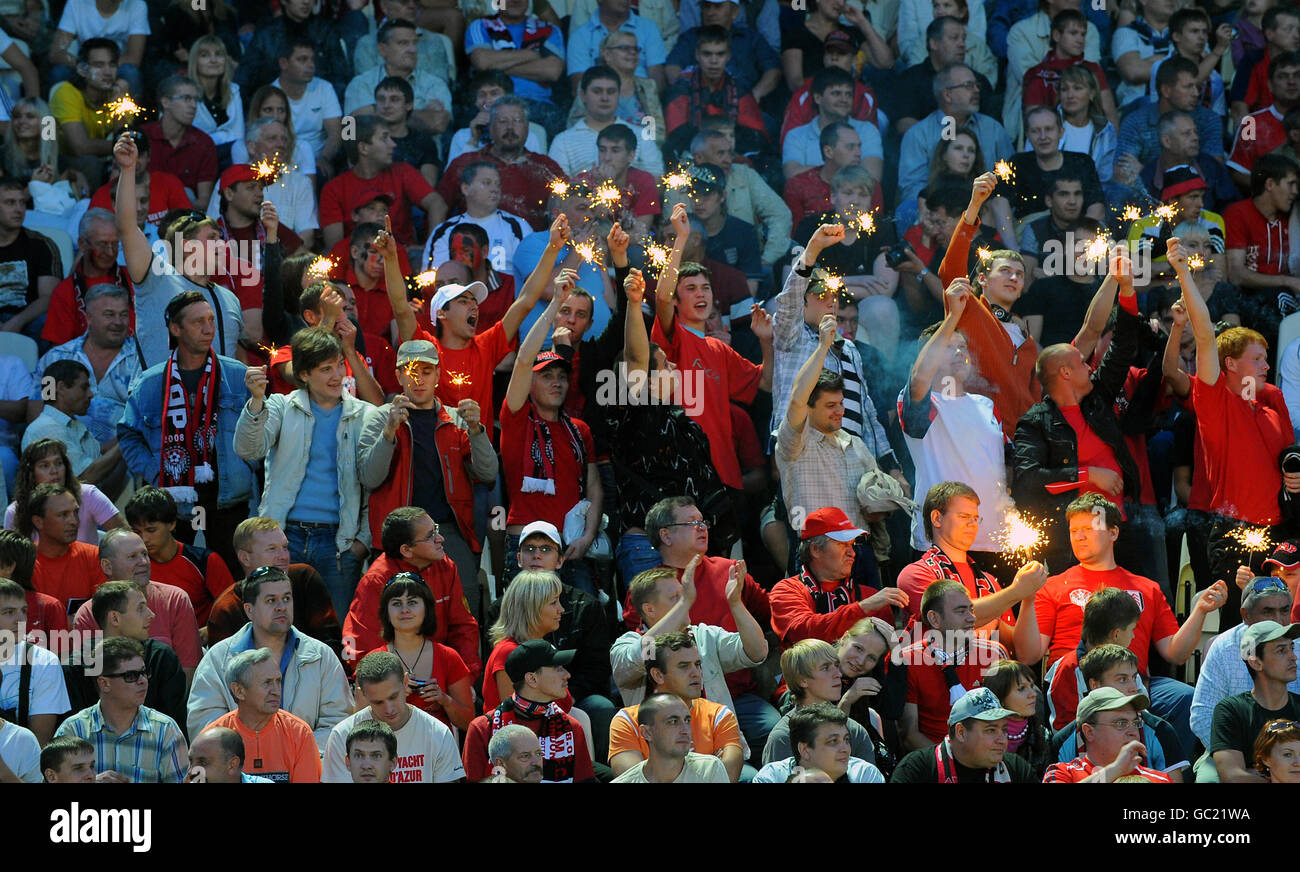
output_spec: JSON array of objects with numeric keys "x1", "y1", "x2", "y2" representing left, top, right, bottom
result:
[
  {"x1": 447, "y1": 371, "x2": 471, "y2": 387},
  {"x1": 1228, "y1": 525, "x2": 1272, "y2": 555},
  {"x1": 1120, "y1": 205, "x2": 1143, "y2": 221},
  {"x1": 107, "y1": 95, "x2": 143, "y2": 121},
  {"x1": 593, "y1": 181, "x2": 622, "y2": 208},
  {"x1": 251, "y1": 158, "x2": 287, "y2": 184},
  {"x1": 257, "y1": 341, "x2": 278, "y2": 358},
  {"x1": 854, "y1": 211, "x2": 876, "y2": 234},
  {"x1": 402, "y1": 359, "x2": 425, "y2": 387},
  {"x1": 1084, "y1": 233, "x2": 1113, "y2": 263},
  {"x1": 993, "y1": 160, "x2": 1015, "y2": 183},
  {"x1": 306, "y1": 256, "x2": 337, "y2": 280},
  {"x1": 574, "y1": 240, "x2": 602, "y2": 265},
  {"x1": 661, "y1": 168, "x2": 693, "y2": 191},
  {"x1": 977, "y1": 246, "x2": 993, "y2": 262},
  {"x1": 994, "y1": 511, "x2": 1048, "y2": 562},
  {"x1": 548, "y1": 178, "x2": 570, "y2": 198},
  {"x1": 822, "y1": 273, "x2": 845, "y2": 294},
  {"x1": 414, "y1": 270, "x2": 438, "y2": 288},
  {"x1": 646, "y1": 242, "x2": 671, "y2": 268},
  {"x1": 1155, "y1": 204, "x2": 1177, "y2": 222},
  {"x1": 1188, "y1": 253, "x2": 1205, "y2": 271}
]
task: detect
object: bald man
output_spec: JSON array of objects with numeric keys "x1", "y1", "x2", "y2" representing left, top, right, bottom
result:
[
  {"x1": 186, "y1": 727, "x2": 273, "y2": 783},
  {"x1": 1011, "y1": 245, "x2": 1146, "y2": 575}
]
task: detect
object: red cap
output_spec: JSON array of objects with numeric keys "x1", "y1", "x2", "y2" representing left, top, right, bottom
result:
[
  {"x1": 532, "y1": 351, "x2": 571, "y2": 372},
  {"x1": 351, "y1": 188, "x2": 395, "y2": 214},
  {"x1": 219, "y1": 164, "x2": 258, "y2": 191},
  {"x1": 800, "y1": 507, "x2": 866, "y2": 541}
]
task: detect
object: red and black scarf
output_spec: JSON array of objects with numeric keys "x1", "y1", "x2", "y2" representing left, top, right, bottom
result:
[
  {"x1": 916, "y1": 546, "x2": 999, "y2": 599},
  {"x1": 522, "y1": 403, "x2": 586, "y2": 497},
  {"x1": 72, "y1": 260, "x2": 136, "y2": 333},
  {"x1": 492, "y1": 695, "x2": 576, "y2": 783},
  {"x1": 480, "y1": 15, "x2": 556, "y2": 52},
  {"x1": 797, "y1": 567, "x2": 857, "y2": 615},
  {"x1": 159, "y1": 348, "x2": 219, "y2": 501},
  {"x1": 680, "y1": 68, "x2": 741, "y2": 128}
]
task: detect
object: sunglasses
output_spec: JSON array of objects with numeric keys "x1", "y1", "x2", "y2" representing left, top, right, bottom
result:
[
  {"x1": 385, "y1": 570, "x2": 423, "y2": 587},
  {"x1": 104, "y1": 669, "x2": 151, "y2": 684},
  {"x1": 1250, "y1": 578, "x2": 1289, "y2": 594},
  {"x1": 1267, "y1": 720, "x2": 1300, "y2": 733},
  {"x1": 246, "y1": 565, "x2": 284, "y2": 583}
]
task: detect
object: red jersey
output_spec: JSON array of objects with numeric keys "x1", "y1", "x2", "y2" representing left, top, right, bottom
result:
[
  {"x1": 148, "y1": 542, "x2": 235, "y2": 627},
  {"x1": 650, "y1": 319, "x2": 761, "y2": 489},
  {"x1": 499, "y1": 398, "x2": 595, "y2": 530},
  {"x1": 413, "y1": 320, "x2": 516, "y2": 434},
  {"x1": 31, "y1": 542, "x2": 106, "y2": 611},
  {"x1": 783, "y1": 168, "x2": 831, "y2": 229},
  {"x1": 24, "y1": 589, "x2": 69, "y2": 654},
  {"x1": 902, "y1": 635, "x2": 1009, "y2": 742},
  {"x1": 90, "y1": 169, "x2": 192, "y2": 226},
  {"x1": 1227, "y1": 106, "x2": 1286, "y2": 177},
  {"x1": 1191, "y1": 374, "x2": 1291, "y2": 524},
  {"x1": 320, "y1": 162, "x2": 434, "y2": 245},
  {"x1": 1035, "y1": 564, "x2": 1179, "y2": 673},
  {"x1": 141, "y1": 120, "x2": 219, "y2": 193},
  {"x1": 1244, "y1": 50, "x2": 1273, "y2": 112},
  {"x1": 1047, "y1": 645, "x2": 1085, "y2": 730},
  {"x1": 1043, "y1": 755, "x2": 1173, "y2": 782},
  {"x1": 896, "y1": 546, "x2": 1011, "y2": 636}
]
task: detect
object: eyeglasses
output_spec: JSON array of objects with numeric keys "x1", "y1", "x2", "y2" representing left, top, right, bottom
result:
[
  {"x1": 246, "y1": 565, "x2": 282, "y2": 583},
  {"x1": 416, "y1": 524, "x2": 441, "y2": 543},
  {"x1": 522, "y1": 544, "x2": 557, "y2": 554},
  {"x1": 607, "y1": 44, "x2": 639, "y2": 52},
  {"x1": 945, "y1": 80, "x2": 979, "y2": 92},
  {"x1": 1249, "y1": 578, "x2": 1289, "y2": 594},
  {"x1": 664, "y1": 519, "x2": 710, "y2": 530},
  {"x1": 104, "y1": 669, "x2": 151, "y2": 684},
  {"x1": 1093, "y1": 716, "x2": 1143, "y2": 731}
]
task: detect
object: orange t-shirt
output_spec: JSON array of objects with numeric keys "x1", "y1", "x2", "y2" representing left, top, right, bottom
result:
[
  {"x1": 31, "y1": 542, "x2": 107, "y2": 611},
  {"x1": 608, "y1": 696, "x2": 742, "y2": 764},
  {"x1": 204, "y1": 709, "x2": 322, "y2": 783}
]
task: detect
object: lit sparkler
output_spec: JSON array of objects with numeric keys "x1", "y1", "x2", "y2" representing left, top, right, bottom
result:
[
  {"x1": 1155, "y1": 204, "x2": 1177, "y2": 222},
  {"x1": 574, "y1": 240, "x2": 602, "y2": 265},
  {"x1": 548, "y1": 178, "x2": 570, "y2": 199},
  {"x1": 1120, "y1": 205, "x2": 1143, "y2": 221},
  {"x1": 414, "y1": 269, "x2": 438, "y2": 289},
  {"x1": 251, "y1": 158, "x2": 287, "y2": 184},
  {"x1": 1187, "y1": 253, "x2": 1205, "y2": 271},
  {"x1": 446, "y1": 371, "x2": 471, "y2": 387},
  {"x1": 107, "y1": 94, "x2": 143, "y2": 121},
  {"x1": 257, "y1": 341, "x2": 278, "y2": 358},
  {"x1": 646, "y1": 242, "x2": 671, "y2": 269},
  {"x1": 1229, "y1": 525, "x2": 1272, "y2": 560},
  {"x1": 661, "y1": 168, "x2": 693, "y2": 191},
  {"x1": 993, "y1": 160, "x2": 1015, "y2": 183},
  {"x1": 977, "y1": 246, "x2": 993, "y2": 262},
  {"x1": 1084, "y1": 233, "x2": 1112, "y2": 264},
  {"x1": 822, "y1": 273, "x2": 845, "y2": 294},
  {"x1": 994, "y1": 510, "x2": 1048, "y2": 562},
  {"x1": 854, "y1": 211, "x2": 876, "y2": 234},
  {"x1": 402, "y1": 359, "x2": 424, "y2": 387},
  {"x1": 593, "y1": 181, "x2": 622, "y2": 208},
  {"x1": 306, "y1": 255, "x2": 336, "y2": 280}
]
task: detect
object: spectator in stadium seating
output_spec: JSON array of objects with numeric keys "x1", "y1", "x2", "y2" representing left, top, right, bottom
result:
[
  {"x1": 237, "y1": 0, "x2": 352, "y2": 102},
  {"x1": 344, "y1": 19, "x2": 451, "y2": 135},
  {"x1": 1044, "y1": 686, "x2": 1174, "y2": 782},
  {"x1": 185, "y1": 726, "x2": 273, "y2": 782},
  {"x1": 0, "y1": 578, "x2": 72, "y2": 746},
  {"x1": 27, "y1": 484, "x2": 107, "y2": 612},
  {"x1": 891, "y1": 686, "x2": 1036, "y2": 782},
  {"x1": 464, "y1": 0, "x2": 566, "y2": 136},
  {"x1": 141, "y1": 75, "x2": 218, "y2": 209}
]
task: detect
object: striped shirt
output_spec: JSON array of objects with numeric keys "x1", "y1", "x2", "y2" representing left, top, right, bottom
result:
[
  {"x1": 547, "y1": 119, "x2": 664, "y2": 177},
  {"x1": 55, "y1": 702, "x2": 186, "y2": 783}
]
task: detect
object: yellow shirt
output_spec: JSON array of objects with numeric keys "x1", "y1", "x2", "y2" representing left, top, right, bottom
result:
[{"x1": 49, "y1": 81, "x2": 114, "y2": 152}]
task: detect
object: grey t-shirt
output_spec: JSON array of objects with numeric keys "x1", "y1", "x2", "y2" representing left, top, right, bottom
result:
[
  {"x1": 134, "y1": 256, "x2": 244, "y2": 369},
  {"x1": 762, "y1": 709, "x2": 877, "y2": 765}
]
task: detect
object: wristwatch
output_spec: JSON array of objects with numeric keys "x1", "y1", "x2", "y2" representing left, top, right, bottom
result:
[{"x1": 918, "y1": 268, "x2": 931, "y2": 278}]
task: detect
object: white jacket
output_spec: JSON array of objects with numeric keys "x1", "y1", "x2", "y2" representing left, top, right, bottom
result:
[
  {"x1": 186, "y1": 624, "x2": 352, "y2": 752},
  {"x1": 234, "y1": 389, "x2": 371, "y2": 553}
]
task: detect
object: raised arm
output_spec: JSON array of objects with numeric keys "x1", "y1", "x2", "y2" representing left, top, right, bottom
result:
[
  {"x1": 505, "y1": 269, "x2": 574, "y2": 414},
  {"x1": 375, "y1": 216, "x2": 417, "y2": 344},
  {"x1": 1162, "y1": 301, "x2": 1192, "y2": 398},
  {"x1": 622, "y1": 268, "x2": 649, "y2": 376},
  {"x1": 654, "y1": 204, "x2": 691, "y2": 339},
  {"x1": 783, "y1": 313, "x2": 837, "y2": 432},
  {"x1": 502, "y1": 214, "x2": 570, "y2": 342},
  {"x1": 908, "y1": 278, "x2": 970, "y2": 403},
  {"x1": 112, "y1": 134, "x2": 154, "y2": 283},
  {"x1": 1072, "y1": 272, "x2": 1120, "y2": 360},
  {"x1": 1167, "y1": 237, "x2": 1220, "y2": 386},
  {"x1": 725, "y1": 559, "x2": 769, "y2": 667}
]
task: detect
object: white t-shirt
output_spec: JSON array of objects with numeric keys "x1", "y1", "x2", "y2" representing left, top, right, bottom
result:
[
  {"x1": 270, "y1": 77, "x2": 341, "y2": 156},
  {"x1": 0, "y1": 720, "x2": 40, "y2": 781},
  {"x1": 1060, "y1": 122, "x2": 1093, "y2": 159},
  {"x1": 549, "y1": 120, "x2": 664, "y2": 177},
  {"x1": 421, "y1": 209, "x2": 530, "y2": 273},
  {"x1": 611, "y1": 751, "x2": 730, "y2": 782},
  {"x1": 56, "y1": 0, "x2": 149, "y2": 51},
  {"x1": 0, "y1": 641, "x2": 71, "y2": 719},
  {"x1": 898, "y1": 388, "x2": 1010, "y2": 552},
  {"x1": 321, "y1": 706, "x2": 465, "y2": 783}
]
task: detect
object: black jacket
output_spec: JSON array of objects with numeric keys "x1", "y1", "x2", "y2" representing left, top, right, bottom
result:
[{"x1": 1012, "y1": 299, "x2": 1143, "y2": 536}]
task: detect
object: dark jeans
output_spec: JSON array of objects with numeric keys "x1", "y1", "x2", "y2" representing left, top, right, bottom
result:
[{"x1": 284, "y1": 522, "x2": 363, "y2": 625}]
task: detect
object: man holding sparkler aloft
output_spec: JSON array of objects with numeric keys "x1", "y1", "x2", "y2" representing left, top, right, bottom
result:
[
  {"x1": 1012, "y1": 243, "x2": 1147, "y2": 577},
  {"x1": 1168, "y1": 234, "x2": 1299, "y2": 630}
]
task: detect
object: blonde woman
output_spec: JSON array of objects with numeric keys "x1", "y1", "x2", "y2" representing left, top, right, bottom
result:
[
  {"x1": 484, "y1": 570, "x2": 596, "y2": 760},
  {"x1": 565, "y1": 29, "x2": 665, "y2": 147},
  {"x1": 231, "y1": 85, "x2": 316, "y2": 182},
  {"x1": 3, "y1": 98, "x2": 59, "y2": 182},
  {"x1": 1058, "y1": 64, "x2": 1117, "y2": 184},
  {"x1": 188, "y1": 35, "x2": 244, "y2": 160}
]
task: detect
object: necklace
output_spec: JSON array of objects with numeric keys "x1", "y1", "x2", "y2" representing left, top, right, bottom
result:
[
  {"x1": 1006, "y1": 719, "x2": 1029, "y2": 742},
  {"x1": 392, "y1": 637, "x2": 427, "y2": 675}
]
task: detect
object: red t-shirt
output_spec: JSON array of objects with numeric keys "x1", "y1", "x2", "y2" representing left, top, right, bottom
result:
[
  {"x1": 320, "y1": 162, "x2": 434, "y2": 245},
  {"x1": 365, "y1": 640, "x2": 471, "y2": 729},
  {"x1": 481, "y1": 637, "x2": 574, "y2": 712},
  {"x1": 783, "y1": 168, "x2": 831, "y2": 229},
  {"x1": 1244, "y1": 51, "x2": 1273, "y2": 112},
  {"x1": 142, "y1": 120, "x2": 219, "y2": 192},
  {"x1": 901, "y1": 636, "x2": 1009, "y2": 742},
  {"x1": 1226, "y1": 107, "x2": 1286, "y2": 178},
  {"x1": 1047, "y1": 646, "x2": 1084, "y2": 730},
  {"x1": 42, "y1": 269, "x2": 138, "y2": 345},
  {"x1": 499, "y1": 399, "x2": 595, "y2": 530},
  {"x1": 1191, "y1": 374, "x2": 1291, "y2": 524},
  {"x1": 221, "y1": 219, "x2": 304, "y2": 258},
  {"x1": 1060, "y1": 404, "x2": 1127, "y2": 518},
  {"x1": 347, "y1": 276, "x2": 395, "y2": 340},
  {"x1": 1043, "y1": 755, "x2": 1173, "y2": 782},
  {"x1": 148, "y1": 543, "x2": 236, "y2": 627},
  {"x1": 1224, "y1": 194, "x2": 1290, "y2": 276},
  {"x1": 896, "y1": 549, "x2": 1011, "y2": 635},
  {"x1": 24, "y1": 589, "x2": 69, "y2": 653},
  {"x1": 31, "y1": 542, "x2": 107, "y2": 611},
  {"x1": 418, "y1": 320, "x2": 516, "y2": 434},
  {"x1": 90, "y1": 170, "x2": 192, "y2": 226},
  {"x1": 650, "y1": 320, "x2": 761, "y2": 489},
  {"x1": 1035, "y1": 564, "x2": 1179, "y2": 673}
]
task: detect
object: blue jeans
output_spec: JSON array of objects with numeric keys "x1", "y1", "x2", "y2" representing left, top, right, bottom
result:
[
  {"x1": 285, "y1": 522, "x2": 362, "y2": 623},
  {"x1": 1148, "y1": 675, "x2": 1195, "y2": 758},
  {"x1": 615, "y1": 532, "x2": 662, "y2": 600},
  {"x1": 503, "y1": 532, "x2": 597, "y2": 596},
  {"x1": 733, "y1": 691, "x2": 781, "y2": 765}
]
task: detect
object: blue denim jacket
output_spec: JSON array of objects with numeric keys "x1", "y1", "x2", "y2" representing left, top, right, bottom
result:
[{"x1": 117, "y1": 354, "x2": 256, "y2": 509}]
